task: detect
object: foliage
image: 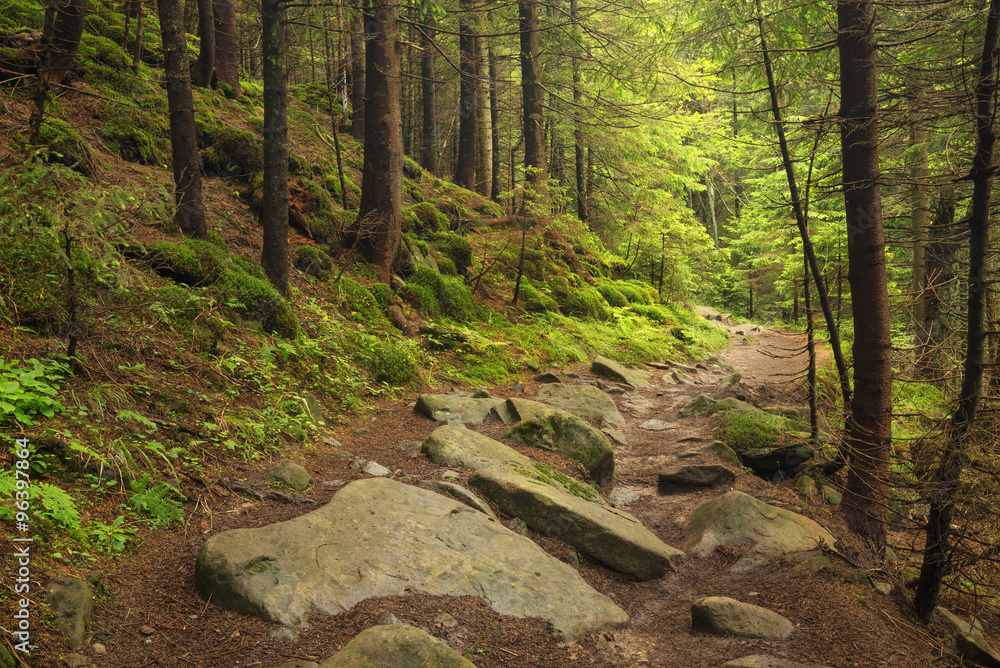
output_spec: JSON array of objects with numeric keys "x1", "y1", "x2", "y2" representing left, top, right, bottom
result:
[
  {"x1": 89, "y1": 515, "x2": 136, "y2": 553},
  {"x1": 407, "y1": 266, "x2": 478, "y2": 322},
  {"x1": 0, "y1": 358, "x2": 69, "y2": 426},
  {"x1": 0, "y1": 473, "x2": 81, "y2": 532},
  {"x1": 128, "y1": 476, "x2": 184, "y2": 526}
]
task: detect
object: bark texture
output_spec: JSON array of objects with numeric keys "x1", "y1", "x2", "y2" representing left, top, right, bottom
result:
[
  {"x1": 261, "y1": 0, "x2": 289, "y2": 296},
  {"x1": 519, "y1": 0, "x2": 545, "y2": 185},
  {"x1": 213, "y1": 0, "x2": 241, "y2": 95},
  {"x1": 418, "y1": 18, "x2": 438, "y2": 174},
  {"x1": 350, "y1": 10, "x2": 365, "y2": 143},
  {"x1": 50, "y1": 0, "x2": 87, "y2": 84},
  {"x1": 455, "y1": 0, "x2": 478, "y2": 190},
  {"x1": 190, "y1": 0, "x2": 215, "y2": 87}
]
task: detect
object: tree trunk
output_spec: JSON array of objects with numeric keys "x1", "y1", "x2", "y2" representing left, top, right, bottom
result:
[
  {"x1": 915, "y1": 193, "x2": 956, "y2": 378},
  {"x1": 418, "y1": 17, "x2": 438, "y2": 174},
  {"x1": 571, "y1": 0, "x2": 587, "y2": 222},
  {"x1": 913, "y1": 0, "x2": 1000, "y2": 622},
  {"x1": 455, "y1": 0, "x2": 478, "y2": 190},
  {"x1": 28, "y1": 0, "x2": 59, "y2": 146},
  {"x1": 909, "y1": 124, "x2": 929, "y2": 327},
  {"x1": 489, "y1": 46, "x2": 502, "y2": 202},
  {"x1": 130, "y1": 0, "x2": 144, "y2": 74},
  {"x1": 520, "y1": 0, "x2": 545, "y2": 186},
  {"x1": 322, "y1": 4, "x2": 348, "y2": 209},
  {"x1": 349, "y1": 9, "x2": 365, "y2": 143},
  {"x1": 50, "y1": 0, "x2": 87, "y2": 84},
  {"x1": 157, "y1": 0, "x2": 207, "y2": 237},
  {"x1": 213, "y1": 0, "x2": 241, "y2": 95},
  {"x1": 355, "y1": 0, "x2": 402, "y2": 284},
  {"x1": 261, "y1": 0, "x2": 289, "y2": 296},
  {"x1": 838, "y1": 0, "x2": 892, "y2": 545},
  {"x1": 191, "y1": 0, "x2": 215, "y2": 87},
  {"x1": 476, "y1": 33, "x2": 493, "y2": 197}
]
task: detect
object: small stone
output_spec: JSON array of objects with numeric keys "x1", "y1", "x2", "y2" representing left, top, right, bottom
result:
[
  {"x1": 63, "y1": 654, "x2": 90, "y2": 668},
  {"x1": 268, "y1": 462, "x2": 312, "y2": 491},
  {"x1": 691, "y1": 596, "x2": 794, "y2": 640},
  {"x1": 658, "y1": 465, "x2": 736, "y2": 491},
  {"x1": 45, "y1": 577, "x2": 94, "y2": 648},
  {"x1": 138, "y1": 625, "x2": 154, "y2": 635},
  {"x1": 821, "y1": 485, "x2": 843, "y2": 505},
  {"x1": 266, "y1": 627, "x2": 299, "y2": 641},
  {"x1": 602, "y1": 428, "x2": 628, "y2": 447},
  {"x1": 472, "y1": 390, "x2": 492, "y2": 398},
  {"x1": 322, "y1": 479, "x2": 346, "y2": 488},
  {"x1": 435, "y1": 613, "x2": 458, "y2": 628},
  {"x1": 353, "y1": 428, "x2": 371, "y2": 436},
  {"x1": 796, "y1": 475, "x2": 818, "y2": 497},
  {"x1": 533, "y1": 373, "x2": 562, "y2": 383},
  {"x1": 720, "y1": 372, "x2": 742, "y2": 388},
  {"x1": 874, "y1": 582, "x2": 892, "y2": 596},
  {"x1": 639, "y1": 419, "x2": 678, "y2": 431},
  {"x1": 395, "y1": 440, "x2": 423, "y2": 451},
  {"x1": 322, "y1": 436, "x2": 343, "y2": 448},
  {"x1": 350, "y1": 459, "x2": 391, "y2": 477},
  {"x1": 92, "y1": 643, "x2": 106, "y2": 655},
  {"x1": 374, "y1": 611, "x2": 402, "y2": 625},
  {"x1": 441, "y1": 470, "x2": 461, "y2": 481},
  {"x1": 509, "y1": 518, "x2": 529, "y2": 536},
  {"x1": 608, "y1": 487, "x2": 639, "y2": 507}
]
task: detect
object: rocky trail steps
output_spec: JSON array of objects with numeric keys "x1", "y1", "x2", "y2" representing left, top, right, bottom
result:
[{"x1": 34, "y1": 314, "x2": 983, "y2": 668}]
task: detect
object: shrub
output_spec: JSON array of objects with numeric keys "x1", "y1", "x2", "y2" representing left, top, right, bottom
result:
[{"x1": 363, "y1": 337, "x2": 416, "y2": 385}]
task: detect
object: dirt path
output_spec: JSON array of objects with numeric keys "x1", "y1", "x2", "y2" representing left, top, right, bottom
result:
[{"x1": 35, "y1": 319, "x2": 951, "y2": 668}]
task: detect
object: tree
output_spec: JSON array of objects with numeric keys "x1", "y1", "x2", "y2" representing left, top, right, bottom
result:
[
  {"x1": 455, "y1": 0, "x2": 478, "y2": 190},
  {"x1": 349, "y1": 9, "x2": 365, "y2": 143},
  {"x1": 50, "y1": 0, "x2": 87, "y2": 84},
  {"x1": 191, "y1": 0, "x2": 215, "y2": 87},
  {"x1": 519, "y1": 0, "x2": 545, "y2": 186},
  {"x1": 157, "y1": 0, "x2": 207, "y2": 237},
  {"x1": 837, "y1": 0, "x2": 893, "y2": 545},
  {"x1": 354, "y1": 0, "x2": 402, "y2": 283},
  {"x1": 261, "y1": 0, "x2": 289, "y2": 296},
  {"x1": 191, "y1": 0, "x2": 241, "y2": 94},
  {"x1": 418, "y1": 17, "x2": 438, "y2": 174},
  {"x1": 476, "y1": 33, "x2": 493, "y2": 197}
]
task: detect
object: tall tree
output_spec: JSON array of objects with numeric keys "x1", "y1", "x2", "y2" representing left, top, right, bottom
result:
[
  {"x1": 418, "y1": 17, "x2": 438, "y2": 174},
  {"x1": 571, "y1": 0, "x2": 587, "y2": 221},
  {"x1": 261, "y1": 0, "x2": 289, "y2": 296},
  {"x1": 913, "y1": 0, "x2": 1000, "y2": 622},
  {"x1": 191, "y1": 0, "x2": 215, "y2": 87},
  {"x1": 354, "y1": 0, "x2": 402, "y2": 283},
  {"x1": 157, "y1": 0, "x2": 207, "y2": 236},
  {"x1": 476, "y1": 33, "x2": 493, "y2": 197},
  {"x1": 838, "y1": 0, "x2": 893, "y2": 545},
  {"x1": 50, "y1": 0, "x2": 87, "y2": 84},
  {"x1": 349, "y1": 9, "x2": 365, "y2": 143},
  {"x1": 27, "y1": 0, "x2": 59, "y2": 146},
  {"x1": 213, "y1": 0, "x2": 241, "y2": 95},
  {"x1": 455, "y1": 0, "x2": 478, "y2": 190},
  {"x1": 519, "y1": 0, "x2": 545, "y2": 186}
]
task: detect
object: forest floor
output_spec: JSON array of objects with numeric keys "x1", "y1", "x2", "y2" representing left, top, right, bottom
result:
[{"x1": 25, "y1": 317, "x2": 966, "y2": 668}]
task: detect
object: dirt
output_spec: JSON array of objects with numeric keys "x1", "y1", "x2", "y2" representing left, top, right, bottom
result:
[{"x1": 9, "y1": 319, "x2": 970, "y2": 668}]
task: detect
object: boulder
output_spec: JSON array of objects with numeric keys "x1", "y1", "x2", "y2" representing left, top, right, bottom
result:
[
  {"x1": 691, "y1": 597, "x2": 794, "y2": 639},
  {"x1": 533, "y1": 372, "x2": 562, "y2": 383},
  {"x1": 722, "y1": 656, "x2": 833, "y2": 668},
  {"x1": 720, "y1": 372, "x2": 742, "y2": 389},
  {"x1": 590, "y1": 356, "x2": 649, "y2": 388},
  {"x1": 536, "y1": 383, "x2": 625, "y2": 427},
  {"x1": 195, "y1": 478, "x2": 627, "y2": 639},
  {"x1": 685, "y1": 491, "x2": 835, "y2": 571},
  {"x1": 505, "y1": 399, "x2": 614, "y2": 488},
  {"x1": 470, "y1": 469, "x2": 682, "y2": 580},
  {"x1": 414, "y1": 394, "x2": 510, "y2": 425},
  {"x1": 700, "y1": 441, "x2": 741, "y2": 467},
  {"x1": 268, "y1": 462, "x2": 312, "y2": 491},
  {"x1": 318, "y1": 624, "x2": 475, "y2": 668},
  {"x1": 658, "y1": 465, "x2": 736, "y2": 492},
  {"x1": 420, "y1": 424, "x2": 603, "y2": 502},
  {"x1": 638, "y1": 419, "x2": 678, "y2": 431},
  {"x1": 417, "y1": 479, "x2": 496, "y2": 519},
  {"x1": 678, "y1": 394, "x2": 724, "y2": 418},
  {"x1": 937, "y1": 607, "x2": 1000, "y2": 667},
  {"x1": 44, "y1": 577, "x2": 93, "y2": 648},
  {"x1": 740, "y1": 444, "x2": 814, "y2": 481}
]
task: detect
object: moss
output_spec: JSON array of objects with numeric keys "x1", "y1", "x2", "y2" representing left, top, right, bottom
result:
[
  {"x1": 292, "y1": 245, "x2": 332, "y2": 279},
  {"x1": 628, "y1": 304, "x2": 670, "y2": 324},
  {"x1": 549, "y1": 276, "x2": 571, "y2": 300},
  {"x1": 38, "y1": 118, "x2": 94, "y2": 177},
  {"x1": 218, "y1": 268, "x2": 298, "y2": 338},
  {"x1": 149, "y1": 238, "x2": 230, "y2": 285},
  {"x1": 516, "y1": 283, "x2": 558, "y2": 313},
  {"x1": 288, "y1": 152, "x2": 310, "y2": 176},
  {"x1": 597, "y1": 283, "x2": 628, "y2": 307},
  {"x1": 408, "y1": 266, "x2": 477, "y2": 322},
  {"x1": 370, "y1": 282, "x2": 391, "y2": 310},
  {"x1": 715, "y1": 409, "x2": 791, "y2": 454},
  {"x1": 401, "y1": 208, "x2": 420, "y2": 233},
  {"x1": 0, "y1": 225, "x2": 66, "y2": 328},
  {"x1": 339, "y1": 277, "x2": 391, "y2": 328},
  {"x1": 359, "y1": 336, "x2": 416, "y2": 385},
  {"x1": 562, "y1": 286, "x2": 611, "y2": 321},
  {"x1": 403, "y1": 283, "x2": 440, "y2": 317},
  {"x1": 432, "y1": 232, "x2": 472, "y2": 276},
  {"x1": 437, "y1": 256, "x2": 457, "y2": 276},
  {"x1": 406, "y1": 202, "x2": 442, "y2": 233},
  {"x1": 98, "y1": 105, "x2": 169, "y2": 165},
  {"x1": 200, "y1": 125, "x2": 263, "y2": 177}
]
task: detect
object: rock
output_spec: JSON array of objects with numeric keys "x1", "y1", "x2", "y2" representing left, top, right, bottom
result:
[
  {"x1": 658, "y1": 465, "x2": 736, "y2": 492},
  {"x1": 678, "y1": 394, "x2": 724, "y2": 417},
  {"x1": 62, "y1": 654, "x2": 90, "y2": 668},
  {"x1": 472, "y1": 390, "x2": 491, "y2": 398},
  {"x1": 722, "y1": 656, "x2": 833, "y2": 668},
  {"x1": 323, "y1": 436, "x2": 344, "y2": 448},
  {"x1": 267, "y1": 627, "x2": 300, "y2": 641},
  {"x1": 0, "y1": 645, "x2": 14, "y2": 668},
  {"x1": 874, "y1": 582, "x2": 892, "y2": 596},
  {"x1": 422, "y1": 424, "x2": 604, "y2": 503},
  {"x1": 470, "y1": 469, "x2": 683, "y2": 580},
  {"x1": 441, "y1": 470, "x2": 461, "y2": 480},
  {"x1": 739, "y1": 444, "x2": 814, "y2": 481},
  {"x1": 509, "y1": 518, "x2": 529, "y2": 535},
  {"x1": 504, "y1": 399, "x2": 615, "y2": 488},
  {"x1": 374, "y1": 612, "x2": 402, "y2": 625},
  {"x1": 413, "y1": 394, "x2": 508, "y2": 425},
  {"x1": 536, "y1": 383, "x2": 625, "y2": 427},
  {"x1": 608, "y1": 486, "x2": 639, "y2": 507},
  {"x1": 269, "y1": 462, "x2": 313, "y2": 491},
  {"x1": 685, "y1": 491, "x2": 836, "y2": 571},
  {"x1": 533, "y1": 373, "x2": 562, "y2": 383},
  {"x1": 323, "y1": 480, "x2": 347, "y2": 488},
  {"x1": 92, "y1": 643, "x2": 106, "y2": 654},
  {"x1": 318, "y1": 624, "x2": 475, "y2": 668},
  {"x1": 395, "y1": 440, "x2": 423, "y2": 451},
  {"x1": 700, "y1": 441, "x2": 741, "y2": 467},
  {"x1": 270, "y1": 662, "x2": 319, "y2": 668},
  {"x1": 139, "y1": 624, "x2": 154, "y2": 635},
  {"x1": 638, "y1": 419, "x2": 678, "y2": 431},
  {"x1": 937, "y1": 606, "x2": 1000, "y2": 667},
  {"x1": 417, "y1": 479, "x2": 496, "y2": 519},
  {"x1": 795, "y1": 474, "x2": 818, "y2": 497},
  {"x1": 785, "y1": 550, "x2": 831, "y2": 574},
  {"x1": 302, "y1": 394, "x2": 325, "y2": 425},
  {"x1": 691, "y1": 597, "x2": 794, "y2": 639},
  {"x1": 435, "y1": 612, "x2": 458, "y2": 627},
  {"x1": 196, "y1": 478, "x2": 627, "y2": 638},
  {"x1": 602, "y1": 428, "x2": 628, "y2": 447},
  {"x1": 720, "y1": 372, "x2": 742, "y2": 388},
  {"x1": 821, "y1": 484, "x2": 842, "y2": 506},
  {"x1": 350, "y1": 459, "x2": 392, "y2": 477},
  {"x1": 590, "y1": 356, "x2": 649, "y2": 388},
  {"x1": 44, "y1": 577, "x2": 93, "y2": 648}
]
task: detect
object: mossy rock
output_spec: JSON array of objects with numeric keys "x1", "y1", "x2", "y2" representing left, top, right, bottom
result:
[
  {"x1": 715, "y1": 409, "x2": 792, "y2": 455},
  {"x1": 628, "y1": 304, "x2": 670, "y2": 324},
  {"x1": 339, "y1": 277, "x2": 390, "y2": 327},
  {"x1": 408, "y1": 266, "x2": 477, "y2": 322},
  {"x1": 562, "y1": 286, "x2": 611, "y2": 321},
  {"x1": 0, "y1": 225, "x2": 69, "y2": 329},
  {"x1": 597, "y1": 283, "x2": 628, "y2": 307},
  {"x1": 516, "y1": 282, "x2": 558, "y2": 313},
  {"x1": 292, "y1": 245, "x2": 332, "y2": 279},
  {"x1": 616, "y1": 280, "x2": 656, "y2": 304},
  {"x1": 403, "y1": 283, "x2": 440, "y2": 318},
  {"x1": 359, "y1": 336, "x2": 417, "y2": 386},
  {"x1": 406, "y1": 202, "x2": 445, "y2": 233},
  {"x1": 437, "y1": 256, "x2": 457, "y2": 276},
  {"x1": 38, "y1": 118, "x2": 94, "y2": 176},
  {"x1": 218, "y1": 268, "x2": 298, "y2": 338},
  {"x1": 98, "y1": 105, "x2": 169, "y2": 166},
  {"x1": 200, "y1": 125, "x2": 263, "y2": 177},
  {"x1": 432, "y1": 232, "x2": 472, "y2": 276}
]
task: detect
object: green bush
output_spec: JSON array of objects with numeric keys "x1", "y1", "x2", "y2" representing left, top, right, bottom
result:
[
  {"x1": 433, "y1": 232, "x2": 472, "y2": 276},
  {"x1": 403, "y1": 283, "x2": 440, "y2": 317},
  {"x1": 219, "y1": 268, "x2": 298, "y2": 337},
  {"x1": 363, "y1": 337, "x2": 416, "y2": 385}
]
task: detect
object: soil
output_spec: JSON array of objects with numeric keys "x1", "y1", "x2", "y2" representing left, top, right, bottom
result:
[{"x1": 9, "y1": 318, "x2": 973, "y2": 668}]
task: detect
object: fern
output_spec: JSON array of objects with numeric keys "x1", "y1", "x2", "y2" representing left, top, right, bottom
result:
[
  {"x1": 128, "y1": 476, "x2": 184, "y2": 526},
  {"x1": 0, "y1": 473, "x2": 80, "y2": 531}
]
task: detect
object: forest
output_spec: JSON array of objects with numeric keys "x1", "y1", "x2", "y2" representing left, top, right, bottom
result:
[{"x1": 0, "y1": 0, "x2": 999, "y2": 663}]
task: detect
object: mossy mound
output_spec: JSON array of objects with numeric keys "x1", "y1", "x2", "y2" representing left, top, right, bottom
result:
[
  {"x1": 407, "y1": 266, "x2": 478, "y2": 323},
  {"x1": 199, "y1": 125, "x2": 263, "y2": 177},
  {"x1": 292, "y1": 245, "x2": 332, "y2": 279},
  {"x1": 406, "y1": 202, "x2": 447, "y2": 234},
  {"x1": 355, "y1": 334, "x2": 417, "y2": 386},
  {"x1": 561, "y1": 286, "x2": 611, "y2": 321},
  {"x1": 516, "y1": 282, "x2": 558, "y2": 313},
  {"x1": 432, "y1": 232, "x2": 472, "y2": 276},
  {"x1": 714, "y1": 409, "x2": 792, "y2": 454},
  {"x1": 628, "y1": 304, "x2": 670, "y2": 324},
  {"x1": 597, "y1": 283, "x2": 629, "y2": 307},
  {"x1": 38, "y1": 118, "x2": 94, "y2": 176},
  {"x1": 338, "y1": 277, "x2": 391, "y2": 328},
  {"x1": 98, "y1": 104, "x2": 169, "y2": 166}
]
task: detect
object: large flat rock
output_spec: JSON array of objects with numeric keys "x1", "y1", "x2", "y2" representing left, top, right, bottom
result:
[
  {"x1": 685, "y1": 491, "x2": 835, "y2": 571},
  {"x1": 590, "y1": 356, "x2": 649, "y2": 388},
  {"x1": 722, "y1": 656, "x2": 833, "y2": 667},
  {"x1": 414, "y1": 394, "x2": 511, "y2": 424},
  {"x1": 469, "y1": 468, "x2": 683, "y2": 580},
  {"x1": 318, "y1": 624, "x2": 475, "y2": 667},
  {"x1": 536, "y1": 384, "x2": 625, "y2": 427},
  {"x1": 691, "y1": 596, "x2": 793, "y2": 639},
  {"x1": 505, "y1": 398, "x2": 615, "y2": 488},
  {"x1": 421, "y1": 424, "x2": 603, "y2": 502},
  {"x1": 195, "y1": 478, "x2": 627, "y2": 639}
]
